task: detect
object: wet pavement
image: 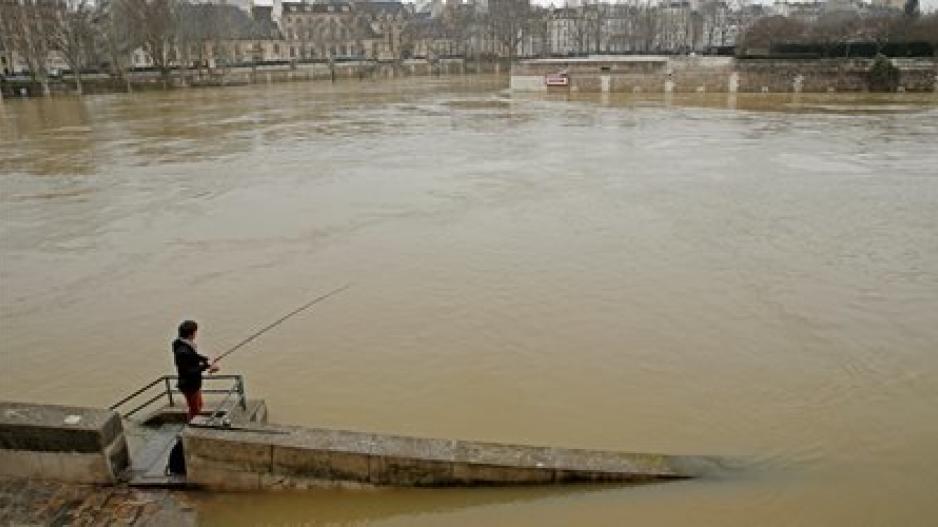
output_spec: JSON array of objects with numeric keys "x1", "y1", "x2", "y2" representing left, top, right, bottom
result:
[{"x1": 0, "y1": 477, "x2": 196, "y2": 526}]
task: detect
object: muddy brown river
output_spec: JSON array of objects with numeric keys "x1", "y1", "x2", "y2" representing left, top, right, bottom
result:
[{"x1": 1, "y1": 76, "x2": 937, "y2": 525}]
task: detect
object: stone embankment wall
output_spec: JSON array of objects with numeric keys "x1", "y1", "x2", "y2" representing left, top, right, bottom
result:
[
  {"x1": 0, "y1": 401, "x2": 716, "y2": 492},
  {"x1": 206, "y1": 58, "x2": 497, "y2": 87},
  {"x1": 734, "y1": 58, "x2": 938, "y2": 92},
  {"x1": 0, "y1": 402, "x2": 129, "y2": 484},
  {"x1": 511, "y1": 56, "x2": 938, "y2": 93},
  {"x1": 0, "y1": 58, "x2": 507, "y2": 98},
  {"x1": 183, "y1": 423, "x2": 711, "y2": 491}
]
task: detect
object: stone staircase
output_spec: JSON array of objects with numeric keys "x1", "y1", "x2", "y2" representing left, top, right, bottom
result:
[{"x1": 123, "y1": 399, "x2": 267, "y2": 488}]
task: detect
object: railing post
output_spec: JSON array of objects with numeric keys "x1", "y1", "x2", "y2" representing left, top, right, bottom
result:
[
  {"x1": 238, "y1": 377, "x2": 247, "y2": 410},
  {"x1": 164, "y1": 376, "x2": 174, "y2": 407}
]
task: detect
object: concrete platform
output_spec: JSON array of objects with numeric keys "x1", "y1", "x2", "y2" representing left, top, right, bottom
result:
[{"x1": 184, "y1": 423, "x2": 718, "y2": 490}]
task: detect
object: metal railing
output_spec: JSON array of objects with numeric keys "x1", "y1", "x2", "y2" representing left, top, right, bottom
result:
[{"x1": 110, "y1": 374, "x2": 246, "y2": 425}]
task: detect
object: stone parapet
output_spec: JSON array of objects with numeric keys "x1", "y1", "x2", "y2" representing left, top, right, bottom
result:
[{"x1": 0, "y1": 401, "x2": 129, "y2": 484}]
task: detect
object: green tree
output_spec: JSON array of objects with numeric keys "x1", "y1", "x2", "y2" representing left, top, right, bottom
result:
[{"x1": 868, "y1": 54, "x2": 900, "y2": 92}]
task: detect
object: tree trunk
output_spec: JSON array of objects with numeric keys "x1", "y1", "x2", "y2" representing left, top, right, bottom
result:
[
  {"x1": 75, "y1": 72, "x2": 83, "y2": 96},
  {"x1": 40, "y1": 78, "x2": 51, "y2": 97}
]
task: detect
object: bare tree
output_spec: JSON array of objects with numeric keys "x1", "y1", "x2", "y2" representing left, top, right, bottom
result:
[
  {"x1": 570, "y1": 5, "x2": 594, "y2": 55},
  {"x1": 49, "y1": 0, "x2": 94, "y2": 94},
  {"x1": 699, "y1": 0, "x2": 727, "y2": 52},
  {"x1": 97, "y1": 0, "x2": 138, "y2": 93},
  {"x1": 0, "y1": 0, "x2": 56, "y2": 95},
  {"x1": 812, "y1": 10, "x2": 861, "y2": 57},
  {"x1": 489, "y1": 0, "x2": 531, "y2": 61},
  {"x1": 121, "y1": 0, "x2": 178, "y2": 86},
  {"x1": 632, "y1": 4, "x2": 660, "y2": 53},
  {"x1": 738, "y1": 15, "x2": 807, "y2": 55},
  {"x1": 525, "y1": 6, "x2": 551, "y2": 57},
  {"x1": 590, "y1": 3, "x2": 606, "y2": 54},
  {"x1": 0, "y1": 6, "x2": 15, "y2": 77},
  {"x1": 442, "y1": 2, "x2": 476, "y2": 57},
  {"x1": 857, "y1": 12, "x2": 901, "y2": 55},
  {"x1": 210, "y1": 5, "x2": 240, "y2": 70},
  {"x1": 907, "y1": 12, "x2": 938, "y2": 48}
]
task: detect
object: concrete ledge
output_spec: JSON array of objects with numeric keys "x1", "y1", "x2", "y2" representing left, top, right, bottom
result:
[
  {"x1": 0, "y1": 401, "x2": 122, "y2": 453},
  {"x1": 183, "y1": 424, "x2": 716, "y2": 489},
  {"x1": 0, "y1": 401, "x2": 128, "y2": 484}
]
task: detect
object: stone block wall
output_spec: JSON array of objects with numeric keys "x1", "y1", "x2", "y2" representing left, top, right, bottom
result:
[
  {"x1": 0, "y1": 402, "x2": 129, "y2": 484},
  {"x1": 183, "y1": 424, "x2": 709, "y2": 491},
  {"x1": 511, "y1": 56, "x2": 938, "y2": 93}
]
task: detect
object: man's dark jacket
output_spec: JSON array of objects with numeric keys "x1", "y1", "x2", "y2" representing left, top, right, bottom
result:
[{"x1": 172, "y1": 339, "x2": 210, "y2": 392}]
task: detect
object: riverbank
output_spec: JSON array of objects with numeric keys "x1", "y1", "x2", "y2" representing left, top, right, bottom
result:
[
  {"x1": 0, "y1": 477, "x2": 196, "y2": 526},
  {"x1": 0, "y1": 58, "x2": 508, "y2": 99}
]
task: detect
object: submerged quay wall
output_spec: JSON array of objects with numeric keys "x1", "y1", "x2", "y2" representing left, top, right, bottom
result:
[
  {"x1": 0, "y1": 400, "x2": 716, "y2": 492},
  {"x1": 0, "y1": 58, "x2": 508, "y2": 98},
  {"x1": 511, "y1": 56, "x2": 938, "y2": 94},
  {"x1": 183, "y1": 424, "x2": 714, "y2": 491}
]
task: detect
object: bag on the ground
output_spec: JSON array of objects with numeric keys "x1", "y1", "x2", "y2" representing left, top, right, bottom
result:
[{"x1": 166, "y1": 437, "x2": 186, "y2": 475}]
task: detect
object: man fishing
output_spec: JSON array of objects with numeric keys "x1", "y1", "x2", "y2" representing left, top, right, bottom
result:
[
  {"x1": 167, "y1": 286, "x2": 348, "y2": 425},
  {"x1": 172, "y1": 320, "x2": 219, "y2": 422}
]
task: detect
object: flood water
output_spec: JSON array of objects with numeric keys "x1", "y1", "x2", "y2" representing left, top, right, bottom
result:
[{"x1": 1, "y1": 76, "x2": 937, "y2": 526}]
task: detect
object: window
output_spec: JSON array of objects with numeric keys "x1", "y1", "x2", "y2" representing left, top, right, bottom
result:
[{"x1": 290, "y1": 47, "x2": 296, "y2": 58}]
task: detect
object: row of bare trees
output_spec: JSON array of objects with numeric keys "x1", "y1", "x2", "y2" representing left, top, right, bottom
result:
[
  {"x1": 402, "y1": 0, "x2": 532, "y2": 61},
  {"x1": 437, "y1": 0, "x2": 936, "y2": 58},
  {"x1": 1, "y1": 0, "x2": 166, "y2": 94},
  {"x1": 1, "y1": 0, "x2": 258, "y2": 95},
  {"x1": 405, "y1": 0, "x2": 739, "y2": 59},
  {"x1": 740, "y1": 8, "x2": 938, "y2": 56},
  {"x1": 1, "y1": 0, "x2": 91, "y2": 95}
]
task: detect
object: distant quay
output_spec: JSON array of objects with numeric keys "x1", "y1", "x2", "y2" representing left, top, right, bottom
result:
[
  {"x1": 511, "y1": 56, "x2": 938, "y2": 94},
  {"x1": 0, "y1": 58, "x2": 508, "y2": 98}
]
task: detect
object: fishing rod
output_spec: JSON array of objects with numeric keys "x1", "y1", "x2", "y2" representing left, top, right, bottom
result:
[{"x1": 213, "y1": 283, "x2": 351, "y2": 363}]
